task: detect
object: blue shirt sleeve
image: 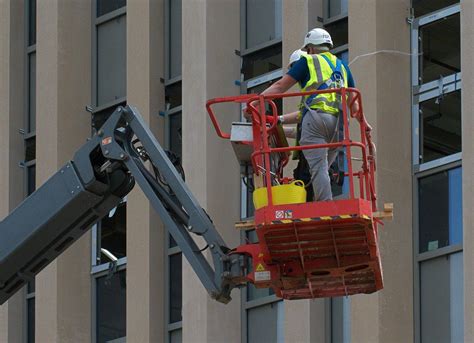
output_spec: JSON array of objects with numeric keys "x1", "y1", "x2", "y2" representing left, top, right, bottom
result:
[
  {"x1": 287, "y1": 57, "x2": 310, "y2": 88},
  {"x1": 341, "y1": 60, "x2": 355, "y2": 87}
]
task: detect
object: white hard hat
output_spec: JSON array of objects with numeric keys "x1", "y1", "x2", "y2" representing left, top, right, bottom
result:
[
  {"x1": 302, "y1": 28, "x2": 333, "y2": 49},
  {"x1": 288, "y1": 49, "x2": 305, "y2": 68}
]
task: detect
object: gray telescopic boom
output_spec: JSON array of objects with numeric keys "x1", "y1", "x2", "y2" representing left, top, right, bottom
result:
[{"x1": 0, "y1": 105, "x2": 246, "y2": 305}]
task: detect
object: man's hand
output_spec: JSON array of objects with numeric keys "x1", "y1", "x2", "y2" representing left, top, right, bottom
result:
[{"x1": 242, "y1": 100, "x2": 259, "y2": 120}]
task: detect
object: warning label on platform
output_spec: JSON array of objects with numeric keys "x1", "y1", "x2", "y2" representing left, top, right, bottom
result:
[{"x1": 255, "y1": 271, "x2": 271, "y2": 282}]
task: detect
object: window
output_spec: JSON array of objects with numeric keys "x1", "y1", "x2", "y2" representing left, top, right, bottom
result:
[
  {"x1": 27, "y1": 165, "x2": 36, "y2": 196},
  {"x1": 92, "y1": 3, "x2": 128, "y2": 341},
  {"x1": 330, "y1": 297, "x2": 351, "y2": 343},
  {"x1": 412, "y1": 0, "x2": 458, "y2": 17},
  {"x1": 96, "y1": 202, "x2": 127, "y2": 264},
  {"x1": 419, "y1": 91, "x2": 461, "y2": 164},
  {"x1": 420, "y1": 252, "x2": 463, "y2": 342},
  {"x1": 244, "y1": 0, "x2": 282, "y2": 50},
  {"x1": 418, "y1": 167, "x2": 462, "y2": 253},
  {"x1": 242, "y1": 44, "x2": 282, "y2": 81},
  {"x1": 418, "y1": 13, "x2": 460, "y2": 85},
  {"x1": 327, "y1": 0, "x2": 348, "y2": 18},
  {"x1": 97, "y1": 0, "x2": 126, "y2": 17},
  {"x1": 169, "y1": 252, "x2": 182, "y2": 324},
  {"x1": 325, "y1": 19, "x2": 348, "y2": 50},
  {"x1": 28, "y1": 0, "x2": 36, "y2": 45},
  {"x1": 28, "y1": 52, "x2": 36, "y2": 133},
  {"x1": 412, "y1": 4, "x2": 461, "y2": 167},
  {"x1": 412, "y1": 5, "x2": 463, "y2": 342},
  {"x1": 97, "y1": 15, "x2": 127, "y2": 106},
  {"x1": 96, "y1": 271, "x2": 127, "y2": 343},
  {"x1": 25, "y1": 1, "x2": 37, "y2": 340},
  {"x1": 168, "y1": 0, "x2": 182, "y2": 79},
  {"x1": 247, "y1": 302, "x2": 284, "y2": 342},
  {"x1": 26, "y1": 281, "x2": 35, "y2": 343},
  {"x1": 165, "y1": 2, "x2": 183, "y2": 339}
]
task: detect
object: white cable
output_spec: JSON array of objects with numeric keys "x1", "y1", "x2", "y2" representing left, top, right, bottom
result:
[{"x1": 348, "y1": 50, "x2": 423, "y2": 66}]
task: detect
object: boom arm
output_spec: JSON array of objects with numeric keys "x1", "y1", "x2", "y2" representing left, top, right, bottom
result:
[{"x1": 0, "y1": 105, "x2": 245, "y2": 305}]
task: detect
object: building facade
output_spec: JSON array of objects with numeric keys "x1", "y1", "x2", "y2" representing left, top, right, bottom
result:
[{"x1": 0, "y1": 0, "x2": 471, "y2": 342}]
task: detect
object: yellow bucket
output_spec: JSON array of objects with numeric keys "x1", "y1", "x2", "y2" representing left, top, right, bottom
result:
[{"x1": 253, "y1": 180, "x2": 307, "y2": 210}]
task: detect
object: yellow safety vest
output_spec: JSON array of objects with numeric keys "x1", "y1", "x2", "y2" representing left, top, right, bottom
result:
[{"x1": 297, "y1": 52, "x2": 348, "y2": 119}]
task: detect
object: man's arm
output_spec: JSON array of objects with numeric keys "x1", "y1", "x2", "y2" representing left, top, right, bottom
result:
[
  {"x1": 244, "y1": 74, "x2": 298, "y2": 119},
  {"x1": 279, "y1": 110, "x2": 300, "y2": 124}
]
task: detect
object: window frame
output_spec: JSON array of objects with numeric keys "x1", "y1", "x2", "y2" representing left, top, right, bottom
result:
[
  {"x1": 411, "y1": 3, "x2": 461, "y2": 167},
  {"x1": 411, "y1": 5, "x2": 463, "y2": 341},
  {"x1": 164, "y1": 2, "x2": 183, "y2": 338},
  {"x1": 240, "y1": 0, "x2": 283, "y2": 57},
  {"x1": 241, "y1": 71, "x2": 283, "y2": 343},
  {"x1": 91, "y1": 2, "x2": 128, "y2": 342}
]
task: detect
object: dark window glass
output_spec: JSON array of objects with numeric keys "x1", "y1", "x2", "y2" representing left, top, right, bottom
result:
[
  {"x1": 169, "y1": 113, "x2": 182, "y2": 158},
  {"x1": 412, "y1": 0, "x2": 458, "y2": 17},
  {"x1": 98, "y1": 202, "x2": 126, "y2": 264},
  {"x1": 419, "y1": 167, "x2": 462, "y2": 253},
  {"x1": 169, "y1": 0, "x2": 182, "y2": 79},
  {"x1": 247, "y1": 303, "x2": 279, "y2": 342},
  {"x1": 92, "y1": 103, "x2": 126, "y2": 132},
  {"x1": 328, "y1": 0, "x2": 348, "y2": 18},
  {"x1": 169, "y1": 253, "x2": 182, "y2": 323},
  {"x1": 169, "y1": 234, "x2": 178, "y2": 248},
  {"x1": 28, "y1": 0, "x2": 36, "y2": 46},
  {"x1": 97, "y1": 15, "x2": 126, "y2": 106},
  {"x1": 336, "y1": 50, "x2": 349, "y2": 64},
  {"x1": 27, "y1": 298, "x2": 35, "y2": 343},
  {"x1": 96, "y1": 271, "x2": 126, "y2": 343},
  {"x1": 331, "y1": 297, "x2": 351, "y2": 343},
  {"x1": 245, "y1": 0, "x2": 282, "y2": 49},
  {"x1": 420, "y1": 252, "x2": 463, "y2": 342},
  {"x1": 25, "y1": 137, "x2": 36, "y2": 162},
  {"x1": 170, "y1": 329, "x2": 182, "y2": 343},
  {"x1": 28, "y1": 52, "x2": 36, "y2": 133},
  {"x1": 27, "y1": 280, "x2": 35, "y2": 293},
  {"x1": 419, "y1": 13, "x2": 460, "y2": 85},
  {"x1": 27, "y1": 165, "x2": 36, "y2": 195},
  {"x1": 420, "y1": 90, "x2": 461, "y2": 163},
  {"x1": 165, "y1": 81, "x2": 182, "y2": 109},
  {"x1": 325, "y1": 18, "x2": 348, "y2": 49},
  {"x1": 97, "y1": 0, "x2": 126, "y2": 17},
  {"x1": 242, "y1": 44, "x2": 282, "y2": 81}
]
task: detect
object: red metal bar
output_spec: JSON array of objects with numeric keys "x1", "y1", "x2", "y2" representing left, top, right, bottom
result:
[{"x1": 206, "y1": 87, "x2": 378, "y2": 208}]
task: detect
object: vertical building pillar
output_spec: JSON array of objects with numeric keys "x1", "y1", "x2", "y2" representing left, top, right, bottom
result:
[
  {"x1": 349, "y1": 0, "x2": 413, "y2": 342},
  {"x1": 126, "y1": 0, "x2": 166, "y2": 341},
  {"x1": 282, "y1": 1, "x2": 327, "y2": 342},
  {"x1": 0, "y1": 0, "x2": 25, "y2": 341},
  {"x1": 35, "y1": 1, "x2": 92, "y2": 342},
  {"x1": 461, "y1": 2, "x2": 474, "y2": 341},
  {"x1": 181, "y1": 0, "x2": 242, "y2": 342}
]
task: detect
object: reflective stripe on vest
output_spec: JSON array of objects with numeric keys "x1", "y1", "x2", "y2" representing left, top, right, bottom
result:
[{"x1": 299, "y1": 52, "x2": 348, "y2": 115}]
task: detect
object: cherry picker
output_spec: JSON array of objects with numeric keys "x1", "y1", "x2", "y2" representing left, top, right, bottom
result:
[{"x1": 0, "y1": 87, "x2": 389, "y2": 305}]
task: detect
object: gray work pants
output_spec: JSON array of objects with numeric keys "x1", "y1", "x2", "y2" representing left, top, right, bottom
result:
[{"x1": 300, "y1": 109, "x2": 339, "y2": 201}]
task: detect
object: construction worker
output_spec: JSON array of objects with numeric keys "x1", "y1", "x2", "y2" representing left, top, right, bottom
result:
[
  {"x1": 246, "y1": 28, "x2": 356, "y2": 201},
  {"x1": 280, "y1": 49, "x2": 314, "y2": 201}
]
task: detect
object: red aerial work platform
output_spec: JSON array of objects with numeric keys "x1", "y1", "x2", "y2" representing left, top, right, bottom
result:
[{"x1": 207, "y1": 88, "x2": 390, "y2": 300}]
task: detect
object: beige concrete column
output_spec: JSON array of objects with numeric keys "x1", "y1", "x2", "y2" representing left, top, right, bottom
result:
[
  {"x1": 349, "y1": 1, "x2": 413, "y2": 342},
  {"x1": 182, "y1": 0, "x2": 241, "y2": 342},
  {"x1": 126, "y1": 0, "x2": 166, "y2": 342},
  {"x1": 461, "y1": 2, "x2": 474, "y2": 341},
  {"x1": 0, "y1": 0, "x2": 26, "y2": 342},
  {"x1": 282, "y1": 1, "x2": 328, "y2": 342},
  {"x1": 35, "y1": 1, "x2": 92, "y2": 342}
]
